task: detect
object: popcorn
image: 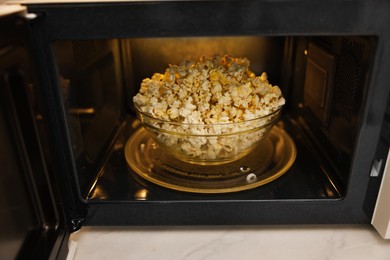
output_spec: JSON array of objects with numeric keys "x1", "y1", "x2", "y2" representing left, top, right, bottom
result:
[{"x1": 133, "y1": 55, "x2": 285, "y2": 163}]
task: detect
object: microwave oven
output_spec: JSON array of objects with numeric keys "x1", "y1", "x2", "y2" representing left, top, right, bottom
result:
[{"x1": 1, "y1": 1, "x2": 389, "y2": 259}]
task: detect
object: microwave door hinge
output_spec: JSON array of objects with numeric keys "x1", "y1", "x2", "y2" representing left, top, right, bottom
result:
[{"x1": 70, "y1": 218, "x2": 86, "y2": 232}]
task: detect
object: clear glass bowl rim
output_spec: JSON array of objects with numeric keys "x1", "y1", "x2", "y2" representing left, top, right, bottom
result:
[
  {"x1": 133, "y1": 103, "x2": 283, "y2": 137},
  {"x1": 133, "y1": 103, "x2": 283, "y2": 127}
]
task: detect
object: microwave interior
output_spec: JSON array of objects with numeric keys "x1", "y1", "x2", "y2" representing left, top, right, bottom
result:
[{"x1": 50, "y1": 35, "x2": 378, "y2": 205}]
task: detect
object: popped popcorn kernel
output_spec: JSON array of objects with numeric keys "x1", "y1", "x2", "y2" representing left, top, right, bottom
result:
[{"x1": 133, "y1": 54, "x2": 285, "y2": 162}]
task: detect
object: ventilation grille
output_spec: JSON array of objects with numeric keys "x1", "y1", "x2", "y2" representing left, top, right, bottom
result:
[
  {"x1": 333, "y1": 38, "x2": 364, "y2": 121},
  {"x1": 72, "y1": 40, "x2": 97, "y2": 69}
]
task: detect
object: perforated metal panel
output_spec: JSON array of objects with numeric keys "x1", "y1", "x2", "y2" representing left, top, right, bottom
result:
[{"x1": 333, "y1": 38, "x2": 364, "y2": 122}]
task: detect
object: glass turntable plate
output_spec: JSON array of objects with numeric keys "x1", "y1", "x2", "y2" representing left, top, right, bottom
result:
[{"x1": 125, "y1": 126, "x2": 296, "y2": 193}]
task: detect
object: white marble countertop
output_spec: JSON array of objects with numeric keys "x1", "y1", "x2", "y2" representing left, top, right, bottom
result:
[{"x1": 69, "y1": 225, "x2": 390, "y2": 260}]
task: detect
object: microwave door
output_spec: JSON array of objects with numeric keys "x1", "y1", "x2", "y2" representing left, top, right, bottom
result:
[{"x1": 0, "y1": 7, "x2": 71, "y2": 259}]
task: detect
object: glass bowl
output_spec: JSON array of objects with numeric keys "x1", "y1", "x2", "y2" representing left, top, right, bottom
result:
[{"x1": 134, "y1": 104, "x2": 283, "y2": 165}]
